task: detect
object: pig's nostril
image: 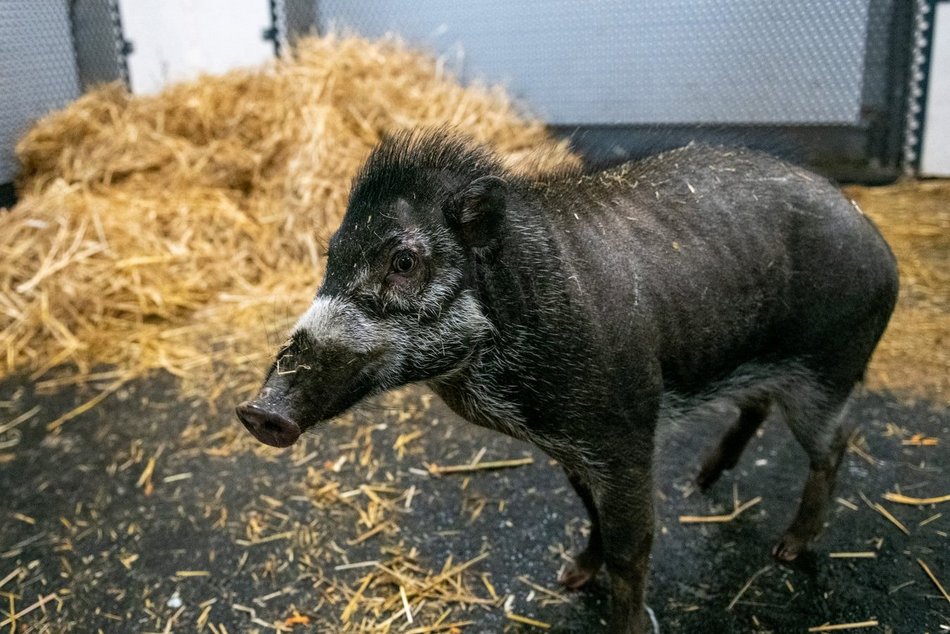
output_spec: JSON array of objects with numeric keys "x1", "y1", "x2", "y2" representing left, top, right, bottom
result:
[{"x1": 236, "y1": 401, "x2": 302, "y2": 449}]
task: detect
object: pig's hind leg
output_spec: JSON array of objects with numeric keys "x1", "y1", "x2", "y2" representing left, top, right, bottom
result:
[
  {"x1": 559, "y1": 469, "x2": 604, "y2": 589},
  {"x1": 696, "y1": 398, "x2": 771, "y2": 491},
  {"x1": 771, "y1": 376, "x2": 856, "y2": 562}
]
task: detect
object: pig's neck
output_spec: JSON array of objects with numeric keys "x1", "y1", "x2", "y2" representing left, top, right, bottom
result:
[
  {"x1": 472, "y1": 195, "x2": 566, "y2": 333},
  {"x1": 430, "y1": 196, "x2": 589, "y2": 437}
]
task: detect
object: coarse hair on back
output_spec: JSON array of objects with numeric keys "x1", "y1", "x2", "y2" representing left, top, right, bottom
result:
[{"x1": 350, "y1": 128, "x2": 508, "y2": 206}]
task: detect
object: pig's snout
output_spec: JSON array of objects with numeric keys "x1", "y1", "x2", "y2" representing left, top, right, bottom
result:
[{"x1": 236, "y1": 400, "x2": 301, "y2": 448}]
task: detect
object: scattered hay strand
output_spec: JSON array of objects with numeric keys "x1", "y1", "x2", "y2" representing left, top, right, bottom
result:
[
  {"x1": 835, "y1": 497, "x2": 859, "y2": 511},
  {"x1": 0, "y1": 568, "x2": 20, "y2": 591},
  {"x1": 341, "y1": 573, "x2": 374, "y2": 623},
  {"x1": 917, "y1": 558, "x2": 950, "y2": 605},
  {"x1": 829, "y1": 552, "x2": 877, "y2": 559},
  {"x1": 859, "y1": 491, "x2": 910, "y2": 535},
  {"x1": 679, "y1": 496, "x2": 762, "y2": 524},
  {"x1": 516, "y1": 576, "x2": 569, "y2": 605},
  {"x1": 900, "y1": 433, "x2": 938, "y2": 446},
  {"x1": 399, "y1": 585, "x2": 413, "y2": 624},
  {"x1": 235, "y1": 530, "x2": 295, "y2": 547},
  {"x1": 846, "y1": 435, "x2": 880, "y2": 467},
  {"x1": 883, "y1": 492, "x2": 950, "y2": 506},
  {"x1": 807, "y1": 620, "x2": 879, "y2": 632},
  {"x1": 426, "y1": 457, "x2": 534, "y2": 475},
  {"x1": 887, "y1": 580, "x2": 916, "y2": 594},
  {"x1": 0, "y1": 405, "x2": 40, "y2": 435},
  {"x1": 726, "y1": 565, "x2": 771, "y2": 611},
  {"x1": 506, "y1": 613, "x2": 552, "y2": 629},
  {"x1": 283, "y1": 614, "x2": 310, "y2": 626},
  {"x1": 870, "y1": 503, "x2": 910, "y2": 535},
  {"x1": 346, "y1": 521, "x2": 394, "y2": 546},
  {"x1": 45, "y1": 377, "x2": 127, "y2": 431},
  {"x1": 405, "y1": 621, "x2": 474, "y2": 634},
  {"x1": 334, "y1": 560, "x2": 379, "y2": 572},
  {"x1": 0, "y1": 592, "x2": 57, "y2": 628}
]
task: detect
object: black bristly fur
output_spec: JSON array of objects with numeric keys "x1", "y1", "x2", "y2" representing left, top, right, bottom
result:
[
  {"x1": 241, "y1": 129, "x2": 899, "y2": 634},
  {"x1": 349, "y1": 129, "x2": 507, "y2": 208}
]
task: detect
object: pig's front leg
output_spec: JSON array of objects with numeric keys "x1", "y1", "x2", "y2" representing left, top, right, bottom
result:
[
  {"x1": 559, "y1": 468, "x2": 604, "y2": 589},
  {"x1": 595, "y1": 440, "x2": 659, "y2": 634}
]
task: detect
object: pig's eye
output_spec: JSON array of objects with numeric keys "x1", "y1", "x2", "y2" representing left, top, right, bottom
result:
[{"x1": 391, "y1": 250, "x2": 417, "y2": 275}]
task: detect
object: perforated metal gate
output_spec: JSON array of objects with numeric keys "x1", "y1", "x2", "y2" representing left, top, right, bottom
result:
[
  {"x1": 314, "y1": 0, "x2": 922, "y2": 180},
  {"x1": 0, "y1": 1, "x2": 80, "y2": 187},
  {"x1": 320, "y1": 1, "x2": 878, "y2": 126}
]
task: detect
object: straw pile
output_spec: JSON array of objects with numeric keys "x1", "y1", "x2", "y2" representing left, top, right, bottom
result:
[{"x1": 0, "y1": 34, "x2": 578, "y2": 399}]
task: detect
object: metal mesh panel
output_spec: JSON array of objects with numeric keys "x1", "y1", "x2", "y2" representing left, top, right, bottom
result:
[
  {"x1": 318, "y1": 0, "x2": 882, "y2": 126},
  {"x1": 274, "y1": 0, "x2": 318, "y2": 52},
  {"x1": 862, "y1": 0, "x2": 897, "y2": 115},
  {"x1": 0, "y1": 0, "x2": 81, "y2": 183},
  {"x1": 71, "y1": 0, "x2": 129, "y2": 90}
]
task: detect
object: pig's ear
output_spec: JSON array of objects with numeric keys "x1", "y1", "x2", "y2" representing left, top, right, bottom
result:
[{"x1": 444, "y1": 175, "x2": 507, "y2": 248}]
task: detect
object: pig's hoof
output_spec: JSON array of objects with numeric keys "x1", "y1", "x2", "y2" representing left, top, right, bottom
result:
[
  {"x1": 696, "y1": 450, "x2": 729, "y2": 491},
  {"x1": 558, "y1": 551, "x2": 602, "y2": 590},
  {"x1": 771, "y1": 534, "x2": 807, "y2": 562},
  {"x1": 695, "y1": 464, "x2": 723, "y2": 491}
]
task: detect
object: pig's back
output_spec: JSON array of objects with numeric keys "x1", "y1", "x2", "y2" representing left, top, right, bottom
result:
[{"x1": 537, "y1": 144, "x2": 898, "y2": 391}]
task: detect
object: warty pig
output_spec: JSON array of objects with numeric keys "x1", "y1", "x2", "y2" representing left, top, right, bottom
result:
[{"x1": 237, "y1": 131, "x2": 898, "y2": 633}]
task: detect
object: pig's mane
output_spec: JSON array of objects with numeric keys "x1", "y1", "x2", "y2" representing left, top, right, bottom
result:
[{"x1": 350, "y1": 128, "x2": 507, "y2": 204}]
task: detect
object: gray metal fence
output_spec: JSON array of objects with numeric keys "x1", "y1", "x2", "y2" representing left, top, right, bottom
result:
[
  {"x1": 0, "y1": 0, "x2": 81, "y2": 185},
  {"x1": 319, "y1": 0, "x2": 880, "y2": 126},
  {"x1": 315, "y1": 0, "x2": 921, "y2": 180}
]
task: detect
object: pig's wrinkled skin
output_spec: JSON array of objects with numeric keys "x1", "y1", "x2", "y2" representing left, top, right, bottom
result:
[{"x1": 237, "y1": 131, "x2": 898, "y2": 633}]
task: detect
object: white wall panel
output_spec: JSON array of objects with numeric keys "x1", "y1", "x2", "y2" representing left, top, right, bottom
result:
[
  {"x1": 920, "y1": 2, "x2": 950, "y2": 176},
  {"x1": 119, "y1": 0, "x2": 273, "y2": 94}
]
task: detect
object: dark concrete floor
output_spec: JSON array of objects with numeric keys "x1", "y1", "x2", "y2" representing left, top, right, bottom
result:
[{"x1": 0, "y1": 373, "x2": 947, "y2": 632}]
